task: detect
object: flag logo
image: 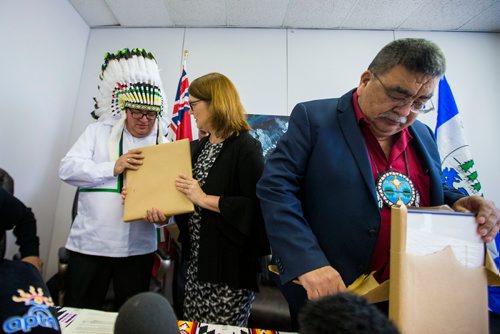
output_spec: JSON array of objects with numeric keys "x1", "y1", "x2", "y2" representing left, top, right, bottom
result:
[
  {"x1": 435, "y1": 76, "x2": 482, "y2": 197},
  {"x1": 441, "y1": 154, "x2": 481, "y2": 196}
]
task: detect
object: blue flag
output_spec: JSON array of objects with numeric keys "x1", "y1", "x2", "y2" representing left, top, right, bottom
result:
[
  {"x1": 436, "y1": 76, "x2": 500, "y2": 313},
  {"x1": 435, "y1": 76, "x2": 482, "y2": 197}
]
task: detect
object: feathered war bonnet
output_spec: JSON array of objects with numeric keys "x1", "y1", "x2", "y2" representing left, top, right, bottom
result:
[{"x1": 92, "y1": 48, "x2": 169, "y2": 160}]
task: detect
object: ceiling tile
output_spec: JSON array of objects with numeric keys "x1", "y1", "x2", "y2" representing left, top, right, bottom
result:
[
  {"x1": 69, "y1": 0, "x2": 118, "y2": 26},
  {"x1": 342, "y1": 0, "x2": 427, "y2": 30},
  {"x1": 163, "y1": 0, "x2": 226, "y2": 26},
  {"x1": 106, "y1": 0, "x2": 172, "y2": 27},
  {"x1": 399, "y1": 0, "x2": 497, "y2": 31},
  {"x1": 227, "y1": 0, "x2": 289, "y2": 27},
  {"x1": 459, "y1": 2, "x2": 500, "y2": 32},
  {"x1": 69, "y1": 0, "x2": 500, "y2": 32},
  {"x1": 284, "y1": 0, "x2": 354, "y2": 29}
]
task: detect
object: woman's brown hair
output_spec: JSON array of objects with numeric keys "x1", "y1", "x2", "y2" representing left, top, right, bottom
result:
[{"x1": 188, "y1": 72, "x2": 250, "y2": 139}]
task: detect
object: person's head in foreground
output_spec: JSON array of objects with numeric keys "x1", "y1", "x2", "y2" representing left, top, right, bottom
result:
[
  {"x1": 298, "y1": 292, "x2": 399, "y2": 334},
  {"x1": 0, "y1": 260, "x2": 61, "y2": 333}
]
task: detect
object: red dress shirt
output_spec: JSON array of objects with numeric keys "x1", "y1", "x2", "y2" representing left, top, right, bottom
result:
[{"x1": 352, "y1": 91, "x2": 431, "y2": 282}]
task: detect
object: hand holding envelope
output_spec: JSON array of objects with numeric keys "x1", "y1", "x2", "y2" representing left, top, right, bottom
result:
[
  {"x1": 297, "y1": 266, "x2": 347, "y2": 300},
  {"x1": 267, "y1": 264, "x2": 388, "y2": 303},
  {"x1": 114, "y1": 148, "x2": 145, "y2": 176},
  {"x1": 123, "y1": 139, "x2": 194, "y2": 222},
  {"x1": 175, "y1": 174, "x2": 206, "y2": 207}
]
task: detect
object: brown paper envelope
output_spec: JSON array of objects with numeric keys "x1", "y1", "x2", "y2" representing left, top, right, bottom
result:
[
  {"x1": 267, "y1": 265, "x2": 389, "y2": 303},
  {"x1": 350, "y1": 273, "x2": 389, "y2": 304},
  {"x1": 389, "y1": 205, "x2": 488, "y2": 334},
  {"x1": 392, "y1": 247, "x2": 487, "y2": 334},
  {"x1": 123, "y1": 139, "x2": 194, "y2": 222}
]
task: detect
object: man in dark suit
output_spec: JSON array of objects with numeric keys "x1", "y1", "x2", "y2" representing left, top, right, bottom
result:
[{"x1": 256, "y1": 38, "x2": 500, "y2": 323}]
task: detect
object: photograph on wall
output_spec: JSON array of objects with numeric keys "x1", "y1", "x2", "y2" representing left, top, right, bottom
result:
[{"x1": 247, "y1": 114, "x2": 289, "y2": 160}]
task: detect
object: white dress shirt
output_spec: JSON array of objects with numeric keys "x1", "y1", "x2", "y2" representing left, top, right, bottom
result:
[{"x1": 59, "y1": 119, "x2": 162, "y2": 257}]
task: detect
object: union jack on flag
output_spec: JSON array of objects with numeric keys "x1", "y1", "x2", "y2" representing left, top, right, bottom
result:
[{"x1": 168, "y1": 61, "x2": 193, "y2": 141}]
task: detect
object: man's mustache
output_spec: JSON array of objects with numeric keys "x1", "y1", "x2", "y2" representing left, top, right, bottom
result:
[{"x1": 378, "y1": 111, "x2": 407, "y2": 124}]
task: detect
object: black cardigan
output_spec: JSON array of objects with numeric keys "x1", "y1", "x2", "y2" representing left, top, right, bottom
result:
[{"x1": 176, "y1": 132, "x2": 270, "y2": 291}]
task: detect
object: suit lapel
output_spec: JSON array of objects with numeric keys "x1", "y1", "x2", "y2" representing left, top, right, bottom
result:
[
  {"x1": 409, "y1": 124, "x2": 444, "y2": 205},
  {"x1": 337, "y1": 92, "x2": 379, "y2": 206},
  {"x1": 335, "y1": 91, "x2": 444, "y2": 207}
]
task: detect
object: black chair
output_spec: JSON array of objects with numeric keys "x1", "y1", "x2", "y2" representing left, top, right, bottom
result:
[
  {"x1": 248, "y1": 254, "x2": 293, "y2": 331},
  {"x1": 57, "y1": 188, "x2": 173, "y2": 307},
  {"x1": 0, "y1": 168, "x2": 14, "y2": 194},
  {"x1": 0, "y1": 168, "x2": 15, "y2": 259}
]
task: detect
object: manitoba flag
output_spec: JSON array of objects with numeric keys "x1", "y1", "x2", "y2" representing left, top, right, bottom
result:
[
  {"x1": 153, "y1": 60, "x2": 193, "y2": 280},
  {"x1": 168, "y1": 61, "x2": 193, "y2": 141}
]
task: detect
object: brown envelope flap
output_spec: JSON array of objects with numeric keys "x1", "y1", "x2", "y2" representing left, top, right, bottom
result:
[{"x1": 486, "y1": 249, "x2": 500, "y2": 286}]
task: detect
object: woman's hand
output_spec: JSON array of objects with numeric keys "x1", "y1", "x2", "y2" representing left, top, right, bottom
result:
[
  {"x1": 175, "y1": 174, "x2": 221, "y2": 213},
  {"x1": 175, "y1": 174, "x2": 206, "y2": 207}
]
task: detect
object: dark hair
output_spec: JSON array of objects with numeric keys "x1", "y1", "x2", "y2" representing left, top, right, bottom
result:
[
  {"x1": 298, "y1": 293, "x2": 400, "y2": 334},
  {"x1": 368, "y1": 38, "x2": 446, "y2": 77},
  {"x1": 188, "y1": 72, "x2": 250, "y2": 139},
  {"x1": 0, "y1": 168, "x2": 14, "y2": 194}
]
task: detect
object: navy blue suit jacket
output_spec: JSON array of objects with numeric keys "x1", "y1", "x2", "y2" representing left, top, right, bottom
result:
[{"x1": 256, "y1": 89, "x2": 464, "y2": 304}]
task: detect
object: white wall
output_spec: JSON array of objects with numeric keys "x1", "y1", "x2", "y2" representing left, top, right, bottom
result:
[
  {"x1": 183, "y1": 28, "x2": 288, "y2": 116},
  {"x1": 395, "y1": 31, "x2": 500, "y2": 203},
  {"x1": 288, "y1": 29, "x2": 395, "y2": 106},
  {"x1": 0, "y1": 0, "x2": 89, "y2": 278},
  {"x1": 1, "y1": 5, "x2": 498, "y2": 281}
]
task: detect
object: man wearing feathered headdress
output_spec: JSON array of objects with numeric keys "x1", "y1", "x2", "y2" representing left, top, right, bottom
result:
[{"x1": 59, "y1": 48, "x2": 169, "y2": 310}]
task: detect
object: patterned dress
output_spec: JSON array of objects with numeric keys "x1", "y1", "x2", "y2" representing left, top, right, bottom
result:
[{"x1": 183, "y1": 140, "x2": 255, "y2": 326}]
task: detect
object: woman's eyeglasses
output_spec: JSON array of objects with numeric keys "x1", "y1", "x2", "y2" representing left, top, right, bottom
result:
[{"x1": 189, "y1": 99, "x2": 202, "y2": 110}]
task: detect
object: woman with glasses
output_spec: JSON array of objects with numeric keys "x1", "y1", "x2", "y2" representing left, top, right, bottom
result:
[{"x1": 145, "y1": 72, "x2": 270, "y2": 326}]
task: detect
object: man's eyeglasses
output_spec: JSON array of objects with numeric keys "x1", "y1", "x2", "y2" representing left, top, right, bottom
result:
[
  {"x1": 128, "y1": 110, "x2": 158, "y2": 120},
  {"x1": 372, "y1": 73, "x2": 435, "y2": 114},
  {"x1": 189, "y1": 99, "x2": 202, "y2": 110}
]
